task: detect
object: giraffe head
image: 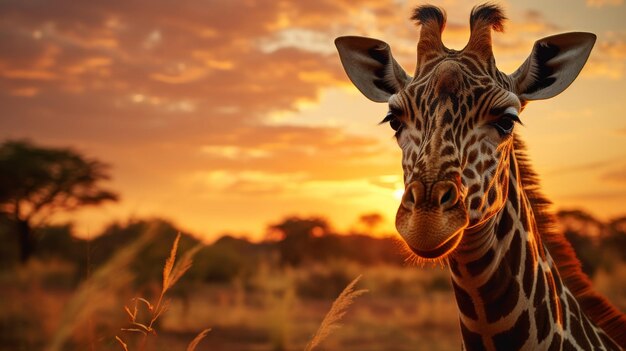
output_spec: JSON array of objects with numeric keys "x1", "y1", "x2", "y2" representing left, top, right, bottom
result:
[{"x1": 335, "y1": 4, "x2": 595, "y2": 259}]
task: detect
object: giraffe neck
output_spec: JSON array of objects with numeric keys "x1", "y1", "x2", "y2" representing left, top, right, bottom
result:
[{"x1": 447, "y1": 151, "x2": 620, "y2": 351}]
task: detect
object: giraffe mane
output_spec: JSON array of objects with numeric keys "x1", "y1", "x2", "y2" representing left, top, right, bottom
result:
[{"x1": 514, "y1": 136, "x2": 626, "y2": 348}]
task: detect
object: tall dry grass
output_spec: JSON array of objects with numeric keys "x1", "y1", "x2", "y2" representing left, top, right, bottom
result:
[
  {"x1": 43, "y1": 225, "x2": 378, "y2": 351},
  {"x1": 47, "y1": 223, "x2": 158, "y2": 351},
  {"x1": 116, "y1": 232, "x2": 208, "y2": 351},
  {"x1": 304, "y1": 275, "x2": 368, "y2": 351}
]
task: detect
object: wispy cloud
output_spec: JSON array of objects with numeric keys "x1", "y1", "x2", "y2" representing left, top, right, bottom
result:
[
  {"x1": 586, "y1": 0, "x2": 623, "y2": 7},
  {"x1": 546, "y1": 159, "x2": 616, "y2": 176},
  {"x1": 0, "y1": 0, "x2": 624, "y2": 236},
  {"x1": 601, "y1": 163, "x2": 626, "y2": 183},
  {"x1": 559, "y1": 190, "x2": 626, "y2": 200}
]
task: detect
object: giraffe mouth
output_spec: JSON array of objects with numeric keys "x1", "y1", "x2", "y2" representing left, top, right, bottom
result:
[
  {"x1": 406, "y1": 230, "x2": 463, "y2": 259},
  {"x1": 395, "y1": 203, "x2": 469, "y2": 259}
]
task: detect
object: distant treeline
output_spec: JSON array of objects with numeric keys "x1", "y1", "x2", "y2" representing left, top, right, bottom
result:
[
  {"x1": 0, "y1": 216, "x2": 404, "y2": 287},
  {"x1": 0, "y1": 210, "x2": 625, "y2": 288}
]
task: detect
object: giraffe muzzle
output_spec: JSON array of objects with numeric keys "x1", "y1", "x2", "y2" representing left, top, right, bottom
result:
[{"x1": 395, "y1": 180, "x2": 469, "y2": 258}]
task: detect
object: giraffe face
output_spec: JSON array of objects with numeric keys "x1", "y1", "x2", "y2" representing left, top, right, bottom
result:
[
  {"x1": 390, "y1": 59, "x2": 520, "y2": 258},
  {"x1": 335, "y1": 6, "x2": 595, "y2": 260}
]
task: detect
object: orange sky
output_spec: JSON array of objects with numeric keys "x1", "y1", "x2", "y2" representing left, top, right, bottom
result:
[{"x1": 1, "y1": 0, "x2": 625, "y2": 241}]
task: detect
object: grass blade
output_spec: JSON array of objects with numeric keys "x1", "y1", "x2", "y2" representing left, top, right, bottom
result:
[
  {"x1": 162, "y1": 233, "x2": 181, "y2": 293},
  {"x1": 115, "y1": 336, "x2": 129, "y2": 351},
  {"x1": 304, "y1": 275, "x2": 368, "y2": 351},
  {"x1": 47, "y1": 225, "x2": 158, "y2": 351},
  {"x1": 186, "y1": 328, "x2": 211, "y2": 351}
]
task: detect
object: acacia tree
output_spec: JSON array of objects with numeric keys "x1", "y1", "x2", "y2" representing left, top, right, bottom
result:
[
  {"x1": 358, "y1": 213, "x2": 384, "y2": 234},
  {"x1": 0, "y1": 140, "x2": 119, "y2": 263},
  {"x1": 267, "y1": 216, "x2": 330, "y2": 265}
]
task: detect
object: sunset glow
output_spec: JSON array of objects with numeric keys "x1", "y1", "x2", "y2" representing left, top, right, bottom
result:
[{"x1": 1, "y1": 0, "x2": 625, "y2": 241}]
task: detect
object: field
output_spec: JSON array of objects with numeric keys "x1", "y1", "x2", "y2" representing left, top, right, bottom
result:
[{"x1": 2, "y1": 236, "x2": 626, "y2": 351}]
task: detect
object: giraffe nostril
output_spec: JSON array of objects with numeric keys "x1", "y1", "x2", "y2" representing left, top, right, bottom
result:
[
  {"x1": 402, "y1": 189, "x2": 415, "y2": 209},
  {"x1": 434, "y1": 181, "x2": 460, "y2": 211},
  {"x1": 440, "y1": 188, "x2": 453, "y2": 206},
  {"x1": 401, "y1": 181, "x2": 426, "y2": 210},
  {"x1": 402, "y1": 181, "x2": 460, "y2": 211}
]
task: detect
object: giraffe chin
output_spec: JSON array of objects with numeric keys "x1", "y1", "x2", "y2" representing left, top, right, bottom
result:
[
  {"x1": 395, "y1": 206, "x2": 469, "y2": 259},
  {"x1": 407, "y1": 231, "x2": 463, "y2": 259}
]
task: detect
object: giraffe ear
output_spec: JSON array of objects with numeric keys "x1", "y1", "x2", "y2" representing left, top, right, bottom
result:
[
  {"x1": 511, "y1": 32, "x2": 596, "y2": 101},
  {"x1": 335, "y1": 36, "x2": 411, "y2": 103}
]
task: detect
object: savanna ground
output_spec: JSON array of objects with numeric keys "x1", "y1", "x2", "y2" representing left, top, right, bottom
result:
[{"x1": 1, "y1": 212, "x2": 626, "y2": 351}]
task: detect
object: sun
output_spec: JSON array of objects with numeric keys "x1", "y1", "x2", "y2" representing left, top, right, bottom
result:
[{"x1": 393, "y1": 188, "x2": 404, "y2": 200}]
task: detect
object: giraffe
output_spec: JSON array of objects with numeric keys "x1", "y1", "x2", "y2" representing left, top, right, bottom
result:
[{"x1": 335, "y1": 4, "x2": 626, "y2": 350}]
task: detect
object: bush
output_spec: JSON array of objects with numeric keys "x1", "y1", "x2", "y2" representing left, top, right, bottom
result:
[{"x1": 295, "y1": 265, "x2": 353, "y2": 299}]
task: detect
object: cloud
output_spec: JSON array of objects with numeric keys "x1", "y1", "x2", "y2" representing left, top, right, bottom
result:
[
  {"x1": 601, "y1": 163, "x2": 626, "y2": 183},
  {"x1": 586, "y1": 0, "x2": 623, "y2": 7},
  {"x1": 559, "y1": 190, "x2": 626, "y2": 200},
  {"x1": 546, "y1": 159, "x2": 615, "y2": 176},
  {"x1": 587, "y1": 34, "x2": 626, "y2": 79},
  {"x1": 192, "y1": 125, "x2": 395, "y2": 181},
  {"x1": 0, "y1": 0, "x2": 624, "y2": 236},
  {"x1": 185, "y1": 170, "x2": 308, "y2": 196},
  {"x1": 0, "y1": 0, "x2": 403, "y2": 175},
  {"x1": 199, "y1": 145, "x2": 271, "y2": 160},
  {"x1": 0, "y1": 0, "x2": 350, "y2": 115}
]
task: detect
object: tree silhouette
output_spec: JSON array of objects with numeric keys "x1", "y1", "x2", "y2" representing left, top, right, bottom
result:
[
  {"x1": 358, "y1": 213, "x2": 384, "y2": 234},
  {"x1": 267, "y1": 216, "x2": 330, "y2": 240},
  {"x1": 557, "y1": 209, "x2": 605, "y2": 238},
  {"x1": 0, "y1": 140, "x2": 118, "y2": 262},
  {"x1": 604, "y1": 216, "x2": 626, "y2": 261},
  {"x1": 267, "y1": 216, "x2": 330, "y2": 265}
]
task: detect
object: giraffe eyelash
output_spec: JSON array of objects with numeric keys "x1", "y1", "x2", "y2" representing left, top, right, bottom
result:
[
  {"x1": 380, "y1": 110, "x2": 405, "y2": 136},
  {"x1": 491, "y1": 112, "x2": 522, "y2": 136},
  {"x1": 380, "y1": 110, "x2": 394, "y2": 124}
]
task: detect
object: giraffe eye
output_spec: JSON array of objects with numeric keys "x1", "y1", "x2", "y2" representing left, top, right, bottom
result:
[
  {"x1": 491, "y1": 113, "x2": 521, "y2": 136},
  {"x1": 381, "y1": 110, "x2": 404, "y2": 134},
  {"x1": 390, "y1": 118, "x2": 403, "y2": 132}
]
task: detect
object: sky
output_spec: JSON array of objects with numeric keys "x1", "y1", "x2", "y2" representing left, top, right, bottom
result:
[{"x1": 1, "y1": 0, "x2": 625, "y2": 241}]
